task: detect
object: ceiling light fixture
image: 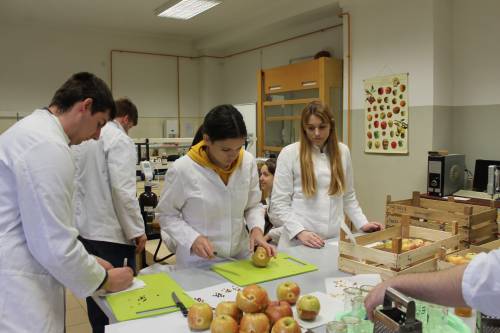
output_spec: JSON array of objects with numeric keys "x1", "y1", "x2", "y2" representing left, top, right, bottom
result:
[{"x1": 156, "y1": 0, "x2": 221, "y2": 20}]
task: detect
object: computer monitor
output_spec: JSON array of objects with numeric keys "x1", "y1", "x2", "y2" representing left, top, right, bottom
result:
[{"x1": 473, "y1": 159, "x2": 500, "y2": 191}]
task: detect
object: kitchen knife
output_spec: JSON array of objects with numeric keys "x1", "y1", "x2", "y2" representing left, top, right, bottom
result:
[
  {"x1": 171, "y1": 291, "x2": 189, "y2": 317},
  {"x1": 213, "y1": 251, "x2": 238, "y2": 262}
]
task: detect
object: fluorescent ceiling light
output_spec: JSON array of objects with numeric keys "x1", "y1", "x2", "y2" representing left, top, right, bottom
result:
[{"x1": 156, "y1": 0, "x2": 221, "y2": 20}]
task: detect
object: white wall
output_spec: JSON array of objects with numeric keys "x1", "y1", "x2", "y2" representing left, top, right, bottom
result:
[
  {"x1": 452, "y1": 0, "x2": 500, "y2": 106},
  {"x1": 340, "y1": 0, "x2": 436, "y2": 221},
  {"x1": 0, "y1": 22, "x2": 198, "y2": 137}
]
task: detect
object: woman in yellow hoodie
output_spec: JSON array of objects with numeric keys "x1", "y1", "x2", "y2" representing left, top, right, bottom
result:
[{"x1": 158, "y1": 105, "x2": 276, "y2": 267}]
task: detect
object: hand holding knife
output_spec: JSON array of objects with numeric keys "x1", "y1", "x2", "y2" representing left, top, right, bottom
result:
[{"x1": 171, "y1": 291, "x2": 189, "y2": 317}]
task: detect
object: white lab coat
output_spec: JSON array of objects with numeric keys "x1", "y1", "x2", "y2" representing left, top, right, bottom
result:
[
  {"x1": 158, "y1": 151, "x2": 264, "y2": 267},
  {"x1": 73, "y1": 120, "x2": 144, "y2": 244},
  {"x1": 269, "y1": 142, "x2": 368, "y2": 248},
  {"x1": 462, "y1": 249, "x2": 500, "y2": 317},
  {"x1": 0, "y1": 109, "x2": 106, "y2": 332}
]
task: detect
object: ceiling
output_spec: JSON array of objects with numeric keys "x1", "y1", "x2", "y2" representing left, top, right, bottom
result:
[{"x1": 0, "y1": 0, "x2": 341, "y2": 53}]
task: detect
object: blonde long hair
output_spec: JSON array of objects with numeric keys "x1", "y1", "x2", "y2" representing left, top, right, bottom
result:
[{"x1": 299, "y1": 101, "x2": 345, "y2": 197}]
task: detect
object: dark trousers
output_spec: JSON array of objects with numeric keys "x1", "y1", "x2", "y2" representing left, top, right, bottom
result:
[{"x1": 78, "y1": 237, "x2": 136, "y2": 333}]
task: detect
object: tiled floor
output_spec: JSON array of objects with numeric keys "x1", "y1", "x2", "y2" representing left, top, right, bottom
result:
[
  {"x1": 65, "y1": 290, "x2": 92, "y2": 333},
  {"x1": 65, "y1": 240, "x2": 175, "y2": 333}
]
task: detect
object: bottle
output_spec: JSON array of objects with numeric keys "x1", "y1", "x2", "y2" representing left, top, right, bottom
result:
[{"x1": 139, "y1": 182, "x2": 158, "y2": 237}]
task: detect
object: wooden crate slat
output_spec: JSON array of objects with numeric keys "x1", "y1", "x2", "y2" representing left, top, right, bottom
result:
[
  {"x1": 409, "y1": 225, "x2": 457, "y2": 241},
  {"x1": 418, "y1": 198, "x2": 477, "y2": 213},
  {"x1": 351, "y1": 226, "x2": 401, "y2": 245},
  {"x1": 476, "y1": 239, "x2": 500, "y2": 250},
  {"x1": 339, "y1": 241, "x2": 398, "y2": 267},
  {"x1": 386, "y1": 204, "x2": 469, "y2": 224},
  {"x1": 470, "y1": 209, "x2": 498, "y2": 226},
  {"x1": 338, "y1": 257, "x2": 398, "y2": 280},
  {"x1": 397, "y1": 235, "x2": 460, "y2": 268}
]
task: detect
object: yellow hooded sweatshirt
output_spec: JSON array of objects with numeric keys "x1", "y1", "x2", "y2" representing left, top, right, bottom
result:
[{"x1": 187, "y1": 140, "x2": 243, "y2": 185}]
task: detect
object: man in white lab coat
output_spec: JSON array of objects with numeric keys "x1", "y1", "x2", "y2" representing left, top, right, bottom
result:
[
  {"x1": 73, "y1": 98, "x2": 146, "y2": 333},
  {"x1": 364, "y1": 249, "x2": 500, "y2": 318},
  {"x1": 0, "y1": 72, "x2": 134, "y2": 333}
]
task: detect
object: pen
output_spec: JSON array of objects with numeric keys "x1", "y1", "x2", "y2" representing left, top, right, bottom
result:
[{"x1": 123, "y1": 257, "x2": 128, "y2": 267}]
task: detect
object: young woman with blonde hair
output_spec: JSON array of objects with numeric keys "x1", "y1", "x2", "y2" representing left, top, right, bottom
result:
[{"x1": 269, "y1": 101, "x2": 381, "y2": 248}]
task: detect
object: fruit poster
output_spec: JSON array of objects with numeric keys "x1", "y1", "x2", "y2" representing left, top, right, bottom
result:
[{"x1": 364, "y1": 73, "x2": 408, "y2": 154}]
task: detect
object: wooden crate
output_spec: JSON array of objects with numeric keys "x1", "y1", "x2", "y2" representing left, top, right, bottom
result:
[
  {"x1": 386, "y1": 191, "x2": 498, "y2": 248},
  {"x1": 338, "y1": 217, "x2": 460, "y2": 280}
]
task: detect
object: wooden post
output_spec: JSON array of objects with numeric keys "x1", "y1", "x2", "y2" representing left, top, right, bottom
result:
[
  {"x1": 340, "y1": 227, "x2": 347, "y2": 242},
  {"x1": 401, "y1": 215, "x2": 410, "y2": 238},
  {"x1": 412, "y1": 191, "x2": 420, "y2": 207},
  {"x1": 392, "y1": 237, "x2": 402, "y2": 254},
  {"x1": 463, "y1": 206, "x2": 473, "y2": 216}
]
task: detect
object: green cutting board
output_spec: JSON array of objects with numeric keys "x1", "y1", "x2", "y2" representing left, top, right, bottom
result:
[
  {"x1": 106, "y1": 273, "x2": 195, "y2": 321},
  {"x1": 211, "y1": 252, "x2": 317, "y2": 286}
]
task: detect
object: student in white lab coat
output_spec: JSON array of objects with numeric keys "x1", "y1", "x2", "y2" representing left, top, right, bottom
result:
[
  {"x1": 269, "y1": 101, "x2": 382, "y2": 248},
  {"x1": 364, "y1": 249, "x2": 500, "y2": 318},
  {"x1": 73, "y1": 98, "x2": 147, "y2": 333},
  {"x1": 259, "y1": 158, "x2": 282, "y2": 244},
  {"x1": 0, "y1": 72, "x2": 133, "y2": 333},
  {"x1": 158, "y1": 104, "x2": 276, "y2": 267}
]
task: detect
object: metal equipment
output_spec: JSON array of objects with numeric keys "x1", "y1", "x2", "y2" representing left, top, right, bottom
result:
[
  {"x1": 476, "y1": 312, "x2": 500, "y2": 333},
  {"x1": 373, "y1": 288, "x2": 422, "y2": 333},
  {"x1": 427, "y1": 153, "x2": 465, "y2": 197}
]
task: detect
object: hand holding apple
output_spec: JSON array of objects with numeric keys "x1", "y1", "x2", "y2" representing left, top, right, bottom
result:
[
  {"x1": 271, "y1": 317, "x2": 301, "y2": 333},
  {"x1": 188, "y1": 302, "x2": 213, "y2": 331},
  {"x1": 252, "y1": 246, "x2": 271, "y2": 267},
  {"x1": 276, "y1": 281, "x2": 300, "y2": 305},
  {"x1": 296, "y1": 295, "x2": 320, "y2": 321}
]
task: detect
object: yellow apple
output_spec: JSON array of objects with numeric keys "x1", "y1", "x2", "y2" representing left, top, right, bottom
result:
[
  {"x1": 188, "y1": 302, "x2": 213, "y2": 331},
  {"x1": 210, "y1": 314, "x2": 238, "y2": 333},
  {"x1": 296, "y1": 295, "x2": 320, "y2": 321},
  {"x1": 252, "y1": 246, "x2": 271, "y2": 267}
]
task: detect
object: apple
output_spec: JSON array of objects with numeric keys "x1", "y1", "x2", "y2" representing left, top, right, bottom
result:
[
  {"x1": 367, "y1": 114, "x2": 373, "y2": 121},
  {"x1": 210, "y1": 314, "x2": 238, "y2": 333},
  {"x1": 276, "y1": 281, "x2": 301, "y2": 305},
  {"x1": 188, "y1": 302, "x2": 213, "y2": 331},
  {"x1": 377, "y1": 87, "x2": 384, "y2": 95},
  {"x1": 239, "y1": 313, "x2": 271, "y2": 333},
  {"x1": 367, "y1": 131, "x2": 372, "y2": 139},
  {"x1": 215, "y1": 301, "x2": 242, "y2": 322},
  {"x1": 381, "y1": 121, "x2": 387, "y2": 130},
  {"x1": 385, "y1": 87, "x2": 392, "y2": 94},
  {"x1": 393, "y1": 106, "x2": 400, "y2": 114},
  {"x1": 387, "y1": 112, "x2": 393, "y2": 118},
  {"x1": 400, "y1": 100, "x2": 406, "y2": 107},
  {"x1": 236, "y1": 284, "x2": 269, "y2": 313},
  {"x1": 374, "y1": 141, "x2": 380, "y2": 149},
  {"x1": 465, "y1": 252, "x2": 478, "y2": 260},
  {"x1": 271, "y1": 316, "x2": 301, "y2": 333},
  {"x1": 265, "y1": 300, "x2": 293, "y2": 325},
  {"x1": 252, "y1": 246, "x2": 271, "y2": 267},
  {"x1": 400, "y1": 84, "x2": 406, "y2": 92},
  {"x1": 296, "y1": 295, "x2": 320, "y2": 321},
  {"x1": 374, "y1": 120, "x2": 379, "y2": 128},
  {"x1": 391, "y1": 141, "x2": 397, "y2": 149}
]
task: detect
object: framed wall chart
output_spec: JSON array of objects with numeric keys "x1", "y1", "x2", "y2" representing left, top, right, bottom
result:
[{"x1": 364, "y1": 73, "x2": 408, "y2": 154}]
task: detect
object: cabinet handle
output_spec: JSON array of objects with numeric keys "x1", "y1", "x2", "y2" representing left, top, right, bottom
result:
[
  {"x1": 301, "y1": 80, "x2": 317, "y2": 87},
  {"x1": 269, "y1": 85, "x2": 282, "y2": 91}
]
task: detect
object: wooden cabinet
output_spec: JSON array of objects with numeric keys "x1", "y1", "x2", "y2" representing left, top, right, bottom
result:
[{"x1": 257, "y1": 57, "x2": 342, "y2": 157}]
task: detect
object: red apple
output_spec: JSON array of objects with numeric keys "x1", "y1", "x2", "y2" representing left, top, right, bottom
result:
[
  {"x1": 367, "y1": 131, "x2": 372, "y2": 139},
  {"x1": 210, "y1": 314, "x2": 238, "y2": 333},
  {"x1": 391, "y1": 141, "x2": 397, "y2": 149},
  {"x1": 380, "y1": 121, "x2": 387, "y2": 130},
  {"x1": 400, "y1": 84, "x2": 406, "y2": 92},
  {"x1": 188, "y1": 302, "x2": 213, "y2": 331},
  {"x1": 265, "y1": 300, "x2": 293, "y2": 325},
  {"x1": 385, "y1": 87, "x2": 392, "y2": 94},
  {"x1": 400, "y1": 100, "x2": 406, "y2": 107},
  {"x1": 393, "y1": 106, "x2": 400, "y2": 114},
  {"x1": 252, "y1": 246, "x2": 271, "y2": 267},
  {"x1": 296, "y1": 295, "x2": 320, "y2": 321},
  {"x1": 377, "y1": 87, "x2": 384, "y2": 95},
  {"x1": 276, "y1": 281, "x2": 301, "y2": 305},
  {"x1": 215, "y1": 301, "x2": 242, "y2": 322},
  {"x1": 374, "y1": 121, "x2": 379, "y2": 128},
  {"x1": 236, "y1": 284, "x2": 269, "y2": 313},
  {"x1": 271, "y1": 317, "x2": 301, "y2": 333},
  {"x1": 240, "y1": 313, "x2": 271, "y2": 333}
]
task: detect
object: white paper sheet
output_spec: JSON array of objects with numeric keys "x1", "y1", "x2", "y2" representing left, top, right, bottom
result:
[
  {"x1": 185, "y1": 282, "x2": 242, "y2": 308},
  {"x1": 100, "y1": 278, "x2": 146, "y2": 297},
  {"x1": 324, "y1": 274, "x2": 382, "y2": 299},
  {"x1": 105, "y1": 311, "x2": 207, "y2": 333}
]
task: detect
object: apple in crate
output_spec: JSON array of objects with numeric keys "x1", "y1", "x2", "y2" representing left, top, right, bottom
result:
[
  {"x1": 210, "y1": 314, "x2": 238, "y2": 333},
  {"x1": 276, "y1": 281, "x2": 301, "y2": 305},
  {"x1": 236, "y1": 284, "x2": 269, "y2": 313},
  {"x1": 271, "y1": 316, "x2": 301, "y2": 333},
  {"x1": 252, "y1": 246, "x2": 271, "y2": 267},
  {"x1": 296, "y1": 295, "x2": 321, "y2": 321},
  {"x1": 265, "y1": 300, "x2": 293, "y2": 325},
  {"x1": 239, "y1": 313, "x2": 271, "y2": 333},
  {"x1": 188, "y1": 302, "x2": 213, "y2": 331},
  {"x1": 215, "y1": 301, "x2": 242, "y2": 322}
]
